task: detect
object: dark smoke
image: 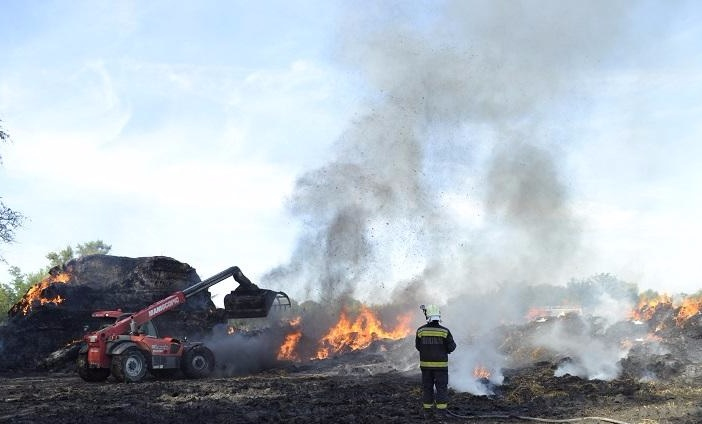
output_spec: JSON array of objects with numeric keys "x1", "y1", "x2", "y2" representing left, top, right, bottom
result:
[
  {"x1": 260, "y1": 0, "x2": 671, "y2": 394},
  {"x1": 264, "y1": 0, "x2": 638, "y2": 302},
  {"x1": 205, "y1": 324, "x2": 285, "y2": 376}
]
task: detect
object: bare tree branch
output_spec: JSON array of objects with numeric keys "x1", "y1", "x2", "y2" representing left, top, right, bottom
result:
[
  {"x1": 0, "y1": 120, "x2": 25, "y2": 260},
  {"x1": 0, "y1": 119, "x2": 7, "y2": 163},
  {"x1": 0, "y1": 202, "x2": 24, "y2": 244}
]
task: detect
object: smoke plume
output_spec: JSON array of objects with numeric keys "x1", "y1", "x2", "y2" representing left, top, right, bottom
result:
[{"x1": 262, "y1": 0, "x2": 650, "y2": 393}]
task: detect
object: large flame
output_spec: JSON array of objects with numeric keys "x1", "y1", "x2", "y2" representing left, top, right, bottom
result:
[
  {"x1": 628, "y1": 292, "x2": 702, "y2": 327},
  {"x1": 19, "y1": 271, "x2": 71, "y2": 315},
  {"x1": 315, "y1": 306, "x2": 412, "y2": 360},
  {"x1": 675, "y1": 295, "x2": 702, "y2": 326},
  {"x1": 629, "y1": 293, "x2": 672, "y2": 322},
  {"x1": 275, "y1": 306, "x2": 413, "y2": 362}
]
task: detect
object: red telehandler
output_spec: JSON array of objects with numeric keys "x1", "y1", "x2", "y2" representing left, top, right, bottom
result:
[{"x1": 77, "y1": 266, "x2": 290, "y2": 383}]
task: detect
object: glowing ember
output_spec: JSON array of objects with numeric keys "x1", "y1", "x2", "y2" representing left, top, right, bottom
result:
[
  {"x1": 473, "y1": 365, "x2": 491, "y2": 379},
  {"x1": 315, "y1": 306, "x2": 412, "y2": 360},
  {"x1": 19, "y1": 272, "x2": 71, "y2": 315}
]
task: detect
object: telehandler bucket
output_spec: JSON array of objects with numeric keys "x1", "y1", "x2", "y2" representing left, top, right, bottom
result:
[{"x1": 223, "y1": 289, "x2": 291, "y2": 318}]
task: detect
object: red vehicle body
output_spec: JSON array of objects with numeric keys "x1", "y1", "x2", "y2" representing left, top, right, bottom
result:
[{"x1": 77, "y1": 266, "x2": 290, "y2": 383}]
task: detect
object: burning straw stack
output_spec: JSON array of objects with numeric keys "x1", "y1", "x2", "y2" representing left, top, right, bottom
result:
[{"x1": 0, "y1": 255, "x2": 217, "y2": 370}]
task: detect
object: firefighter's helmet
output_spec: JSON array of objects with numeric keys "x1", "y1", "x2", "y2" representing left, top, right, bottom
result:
[{"x1": 424, "y1": 304, "x2": 441, "y2": 322}]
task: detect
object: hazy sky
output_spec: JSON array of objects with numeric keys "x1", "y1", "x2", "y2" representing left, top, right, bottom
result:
[{"x1": 1, "y1": 0, "x2": 701, "y2": 305}]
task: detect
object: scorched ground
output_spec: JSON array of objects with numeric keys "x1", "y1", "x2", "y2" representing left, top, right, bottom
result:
[{"x1": 1, "y1": 356, "x2": 702, "y2": 424}]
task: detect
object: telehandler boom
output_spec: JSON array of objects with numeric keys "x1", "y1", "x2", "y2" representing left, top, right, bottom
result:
[{"x1": 77, "y1": 266, "x2": 290, "y2": 382}]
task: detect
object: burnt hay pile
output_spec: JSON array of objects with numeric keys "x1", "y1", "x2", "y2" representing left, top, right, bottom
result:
[
  {"x1": 496, "y1": 311, "x2": 702, "y2": 386},
  {"x1": 0, "y1": 255, "x2": 219, "y2": 370}
]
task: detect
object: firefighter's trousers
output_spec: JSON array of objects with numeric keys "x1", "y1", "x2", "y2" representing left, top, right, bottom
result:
[{"x1": 421, "y1": 368, "x2": 449, "y2": 409}]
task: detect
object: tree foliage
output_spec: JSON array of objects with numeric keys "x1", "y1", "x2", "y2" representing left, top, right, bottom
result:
[
  {"x1": 1, "y1": 240, "x2": 112, "y2": 324},
  {"x1": 566, "y1": 273, "x2": 639, "y2": 307},
  {"x1": 0, "y1": 203, "x2": 23, "y2": 246},
  {"x1": 0, "y1": 266, "x2": 31, "y2": 324},
  {"x1": 0, "y1": 119, "x2": 25, "y2": 261}
]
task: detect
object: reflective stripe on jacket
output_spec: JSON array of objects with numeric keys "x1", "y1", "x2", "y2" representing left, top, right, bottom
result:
[{"x1": 415, "y1": 321, "x2": 456, "y2": 369}]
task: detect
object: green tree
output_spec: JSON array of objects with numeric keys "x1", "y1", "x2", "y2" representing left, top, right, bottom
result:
[
  {"x1": 1, "y1": 240, "x2": 112, "y2": 324},
  {"x1": 566, "y1": 273, "x2": 639, "y2": 308},
  {"x1": 45, "y1": 240, "x2": 111, "y2": 268},
  {"x1": 0, "y1": 119, "x2": 25, "y2": 262},
  {"x1": 45, "y1": 246, "x2": 75, "y2": 268},
  {"x1": 638, "y1": 288, "x2": 659, "y2": 300},
  {"x1": 76, "y1": 240, "x2": 111, "y2": 257},
  {"x1": 0, "y1": 266, "x2": 34, "y2": 323}
]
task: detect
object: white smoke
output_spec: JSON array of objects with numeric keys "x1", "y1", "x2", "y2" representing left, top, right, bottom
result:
[
  {"x1": 589, "y1": 292, "x2": 636, "y2": 327},
  {"x1": 533, "y1": 319, "x2": 627, "y2": 380},
  {"x1": 450, "y1": 336, "x2": 505, "y2": 395},
  {"x1": 260, "y1": 0, "x2": 665, "y2": 393}
]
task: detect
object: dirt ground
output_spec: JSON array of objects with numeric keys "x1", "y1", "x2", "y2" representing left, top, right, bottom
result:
[{"x1": 1, "y1": 360, "x2": 701, "y2": 424}]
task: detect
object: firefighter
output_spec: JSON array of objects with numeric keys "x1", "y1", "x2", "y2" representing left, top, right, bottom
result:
[{"x1": 416, "y1": 304, "x2": 456, "y2": 417}]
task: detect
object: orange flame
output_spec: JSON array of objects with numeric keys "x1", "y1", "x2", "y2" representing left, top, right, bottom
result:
[
  {"x1": 278, "y1": 331, "x2": 303, "y2": 361},
  {"x1": 315, "y1": 306, "x2": 412, "y2": 360},
  {"x1": 628, "y1": 293, "x2": 702, "y2": 327},
  {"x1": 473, "y1": 366, "x2": 491, "y2": 379},
  {"x1": 277, "y1": 317, "x2": 303, "y2": 361},
  {"x1": 20, "y1": 271, "x2": 71, "y2": 315},
  {"x1": 675, "y1": 296, "x2": 702, "y2": 326},
  {"x1": 629, "y1": 293, "x2": 672, "y2": 322}
]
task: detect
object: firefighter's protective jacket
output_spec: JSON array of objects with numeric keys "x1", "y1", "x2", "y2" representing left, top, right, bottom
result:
[{"x1": 415, "y1": 321, "x2": 456, "y2": 369}]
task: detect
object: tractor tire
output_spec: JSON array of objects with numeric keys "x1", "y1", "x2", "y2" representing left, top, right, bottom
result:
[
  {"x1": 182, "y1": 345, "x2": 214, "y2": 379},
  {"x1": 76, "y1": 353, "x2": 109, "y2": 382},
  {"x1": 111, "y1": 347, "x2": 148, "y2": 383}
]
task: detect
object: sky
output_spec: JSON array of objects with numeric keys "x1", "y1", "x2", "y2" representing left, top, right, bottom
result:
[{"x1": 1, "y1": 0, "x2": 702, "y2": 308}]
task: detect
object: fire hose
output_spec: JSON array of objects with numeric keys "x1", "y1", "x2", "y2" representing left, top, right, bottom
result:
[{"x1": 446, "y1": 410, "x2": 632, "y2": 424}]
